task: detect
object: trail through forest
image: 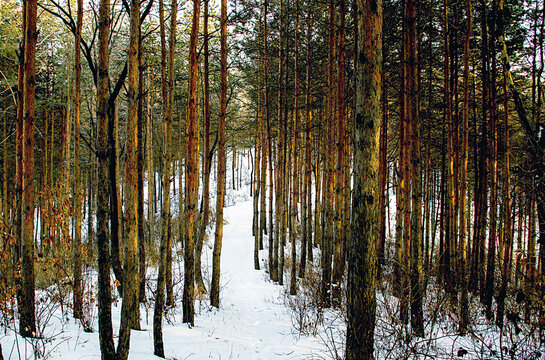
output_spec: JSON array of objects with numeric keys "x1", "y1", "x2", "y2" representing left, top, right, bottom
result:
[{"x1": 2, "y1": 199, "x2": 322, "y2": 359}]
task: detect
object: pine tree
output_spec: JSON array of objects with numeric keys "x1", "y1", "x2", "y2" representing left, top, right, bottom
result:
[
  {"x1": 346, "y1": 0, "x2": 382, "y2": 357},
  {"x1": 211, "y1": 0, "x2": 227, "y2": 308}
]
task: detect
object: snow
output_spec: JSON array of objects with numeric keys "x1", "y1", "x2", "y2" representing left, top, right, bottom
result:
[
  {"x1": 1, "y1": 197, "x2": 323, "y2": 360},
  {"x1": 5, "y1": 149, "x2": 543, "y2": 359}
]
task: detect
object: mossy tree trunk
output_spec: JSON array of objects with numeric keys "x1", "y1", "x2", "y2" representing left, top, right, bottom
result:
[{"x1": 345, "y1": 0, "x2": 381, "y2": 357}]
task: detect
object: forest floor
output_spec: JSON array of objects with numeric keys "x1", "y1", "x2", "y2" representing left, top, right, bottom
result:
[
  {"x1": 2, "y1": 156, "x2": 543, "y2": 359},
  {"x1": 1, "y1": 199, "x2": 328, "y2": 360}
]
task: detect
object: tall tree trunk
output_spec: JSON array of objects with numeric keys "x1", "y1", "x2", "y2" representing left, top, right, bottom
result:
[
  {"x1": 87, "y1": 120, "x2": 95, "y2": 260},
  {"x1": 495, "y1": 0, "x2": 512, "y2": 329},
  {"x1": 332, "y1": 0, "x2": 347, "y2": 301},
  {"x1": 314, "y1": 127, "x2": 322, "y2": 251},
  {"x1": 195, "y1": 0, "x2": 211, "y2": 297},
  {"x1": 259, "y1": 113, "x2": 267, "y2": 251},
  {"x1": 263, "y1": 0, "x2": 274, "y2": 279},
  {"x1": 253, "y1": 91, "x2": 261, "y2": 269},
  {"x1": 165, "y1": 0, "x2": 178, "y2": 309},
  {"x1": 423, "y1": 3, "x2": 434, "y2": 275},
  {"x1": 211, "y1": 0, "x2": 227, "y2": 308},
  {"x1": 153, "y1": 0, "x2": 174, "y2": 354},
  {"x1": 183, "y1": 0, "x2": 200, "y2": 326},
  {"x1": 2, "y1": 107, "x2": 8, "y2": 228},
  {"x1": 72, "y1": 0, "x2": 84, "y2": 321},
  {"x1": 110, "y1": 100, "x2": 123, "y2": 296},
  {"x1": 346, "y1": 0, "x2": 381, "y2": 356},
  {"x1": 496, "y1": 70, "x2": 511, "y2": 329},
  {"x1": 97, "y1": 0, "x2": 116, "y2": 355},
  {"x1": 459, "y1": 0, "x2": 472, "y2": 334},
  {"x1": 321, "y1": 0, "x2": 336, "y2": 307},
  {"x1": 137, "y1": 14, "x2": 146, "y2": 305},
  {"x1": 394, "y1": 3, "x2": 407, "y2": 299},
  {"x1": 20, "y1": 0, "x2": 38, "y2": 338},
  {"x1": 146, "y1": 70, "x2": 155, "y2": 223},
  {"x1": 484, "y1": 0, "x2": 498, "y2": 318},
  {"x1": 407, "y1": 0, "x2": 423, "y2": 336},
  {"x1": 473, "y1": 0, "x2": 489, "y2": 296},
  {"x1": 528, "y1": 181, "x2": 536, "y2": 283},
  {"x1": 117, "y1": 0, "x2": 141, "y2": 355},
  {"x1": 443, "y1": 0, "x2": 455, "y2": 300},
  {"x1": 289, "y1": 0, "x2": 300, "y2": 296},
  {"x1": 302, "y1": 7, "x2": 313, "y2": 273},
  {"x1": 64, "y1": 68, "x2": 72, "y2": 208},
  {"x1": 399, "y1": 0, "x2": 412, "y2": 322},
  {"x1": 257, "y1": 13, "x2": 266, "y2": 249},
  {"x1": 378, "y1": 57, "x2": 388, "y2": 278},
  {"x1": 272, "y1": 0, "x2": 284, "y2": 283}
]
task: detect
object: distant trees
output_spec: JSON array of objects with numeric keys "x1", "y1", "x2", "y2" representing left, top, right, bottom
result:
[{"x1": 237, "y1": 0, "x2": 545, "y2": 352}]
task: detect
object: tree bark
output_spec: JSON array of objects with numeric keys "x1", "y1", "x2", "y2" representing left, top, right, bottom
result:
[
  {"x1": 332, "y1": 0, "x2": 347, "y2": 302},
  {"x1": 195, "y1": 0, "x2": 211, "y2": 297},
  {"x1": 183, "y1": 0, "x2": 200, "y2": 326},
  {"x1": 165, "y1": 0, "x2": 178, "y2": 309},
  {"x1": 146, "y1": 70, "x2": 155, "y2": 224},
  {"x1": 378, "y1": 58, "x2": 388, "y2": 278},
  {"x1": 289, "y1": 0, "x2": 300, "y2": 296},
  {"x1": 346, "y1": 0, "x2": 381, "y2": 357},
  {"x1": 301, "y1": 8, "x2": 313, "y2": 274},
  {"x1": 117, "y1": 0, "x2": 141, "y2": 355},
  {"x1": 137, "y1": 12, "x2": 146, "y2": 305},
  {"x1": 263, "y1": 0, "x2": 274, "y2": 281},
  {"x1": 321, "y1": 0, "x2": 336, "y2": 307},
  {"x1": 253, "y1": 103, "x2": 261, "y2": 269},
  {"x1": 97, "y1": 0, "x2": 116, "y2": 355},
  {"x1": 272, "y1": 0, "x2": 284, "y2": 284},
  {"x1": 484, "y1": 0, "x2": 498, "y2": 318},
  {"x1": 459, "y1": 0, "x2": 472, "y2": 334},
  {"x1": 211, "y1": 0, "x2": 227, "y2": 308},
  {"x1": 153, "y1": 0, "x2": 174, "y2": 354},
  {"x1": 406, "y1": 0, "x2": 424, "y2": 337},
  {"x1": 20, "y1": 0, "x2": 38, "y2": 338},
  {"x1": 72, "y1": 0, "x2": 84, "y2": 321},
  {"x1": 109, "y1": 100, "x2": 123, "y2": 296}
]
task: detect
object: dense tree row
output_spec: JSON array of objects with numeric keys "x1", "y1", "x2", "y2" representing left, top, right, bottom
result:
[
  {"x1": 242, "y1": 0, "x2": 543, "y2": 354},
  {"x1": 0, "y1": 0, "x2": 543, "y2": 357},
  {"x1": 0, "y1": 0, "x2": 232, "y2": 358}
]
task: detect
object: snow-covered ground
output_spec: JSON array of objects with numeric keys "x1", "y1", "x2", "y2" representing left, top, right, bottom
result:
[
  {"x1": 1, "y1": 198, "x2": 328, "y2": 360},
  {"x1": 3, "y1": 149, "x2": 544, "y2": 359}
]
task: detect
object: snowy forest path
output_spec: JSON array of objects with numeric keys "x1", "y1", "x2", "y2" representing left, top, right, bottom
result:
[
  {"x1": 156, "y1": 199, "x2": 318, "y2": 359},
  {"x1": 1, "y1": 199, "x2": 321, "y2": 359}
]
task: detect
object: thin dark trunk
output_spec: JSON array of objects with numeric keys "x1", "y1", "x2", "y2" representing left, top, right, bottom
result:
[
  {"x1": 195, "y1": 0, "x2": 211, "y2": 297},
  {"x1": 97, "y1": 0, "x2": 116, "y2": 355},
  {"x1": 210, "y1": 0, "x2": 227, "y2": 308},
  {"x1": 72, "y1": 0, "x2": 84, "y2": 321}
]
